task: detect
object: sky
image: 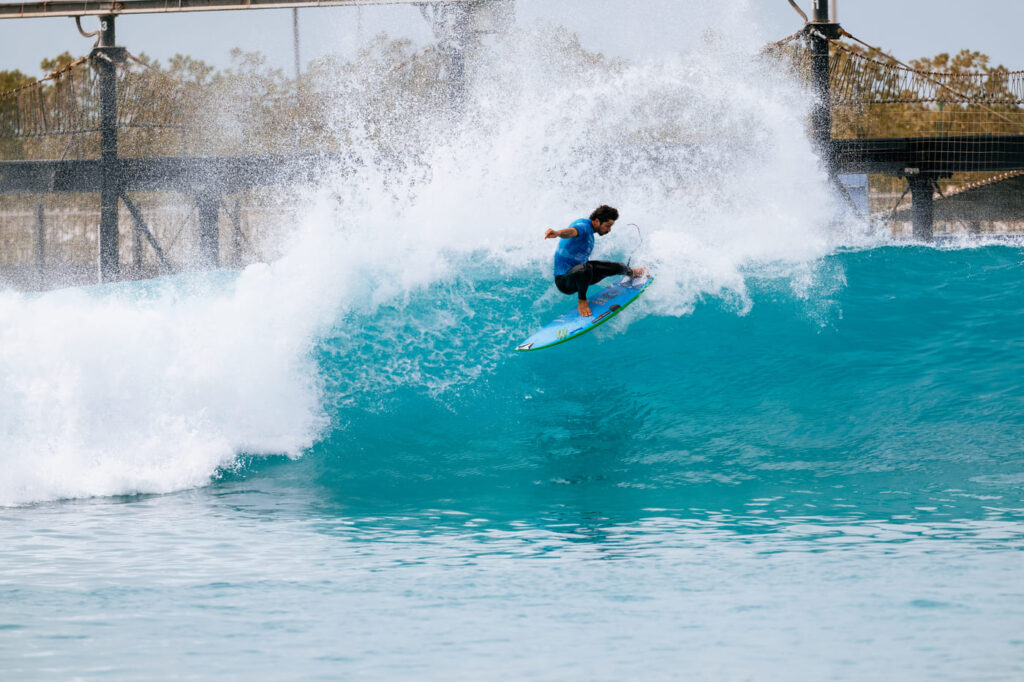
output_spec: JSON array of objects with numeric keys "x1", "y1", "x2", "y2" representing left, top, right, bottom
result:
[{"x1": 1, "y1": 0, "x2": 1024, "y2": 79}]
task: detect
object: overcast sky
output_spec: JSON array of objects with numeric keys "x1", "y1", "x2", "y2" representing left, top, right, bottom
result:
[{"x1": 1, "y1": 0, "x2": 1023, "y2": 78}]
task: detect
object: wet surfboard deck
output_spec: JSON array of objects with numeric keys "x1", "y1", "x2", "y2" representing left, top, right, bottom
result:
[{"x1": 515, "y1": 275, "x2": 652, "y2": 352}]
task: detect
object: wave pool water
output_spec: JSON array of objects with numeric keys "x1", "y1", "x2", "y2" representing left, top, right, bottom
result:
[
  {"x1": 1, "y1": 4, "x2": 1023, "y2": 677},
  {"x1": 2, "y1": 245, "x2": 1022, "y2": 680}
]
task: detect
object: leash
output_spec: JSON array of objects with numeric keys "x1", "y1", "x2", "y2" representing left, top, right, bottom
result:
[{"x1": 626, "y1": 223, "x2": 643, "y2": 272}]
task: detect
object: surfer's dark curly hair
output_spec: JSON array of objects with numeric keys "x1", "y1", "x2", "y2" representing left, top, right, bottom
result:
[{"x1": 590, "y1": 205, "x2": 619, "y2": 223}]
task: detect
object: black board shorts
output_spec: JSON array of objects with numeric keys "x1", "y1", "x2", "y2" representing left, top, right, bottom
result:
[{"x1": 554, "y1": 260, "x2": 631, "y2": 300}]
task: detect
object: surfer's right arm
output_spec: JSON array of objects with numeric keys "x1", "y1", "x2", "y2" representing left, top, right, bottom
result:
[{"x1": 544, "y1": 228, "x2": 579, "y2": 239}]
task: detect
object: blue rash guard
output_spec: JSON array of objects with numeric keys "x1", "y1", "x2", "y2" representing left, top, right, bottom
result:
[{"x1": 553, "y1": 218, "x2": 595, "y2": 277}]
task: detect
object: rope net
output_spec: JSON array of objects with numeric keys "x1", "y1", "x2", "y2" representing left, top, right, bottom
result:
[
  {"x1": 829, "y1": 43, "x2": 1024, "y2": 140},
  {"x1": 757, "y1": 31, "x2": 1024, "y2": 235},
  {"x1": 827, "y1": 41, "x2": 1024, "y2": 233},
  {"x1": 0, "y1": 55, "x2": 203, "y2": 160}
]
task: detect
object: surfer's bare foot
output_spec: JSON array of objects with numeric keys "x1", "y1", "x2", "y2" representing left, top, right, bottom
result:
[
  {"x1": 630, "y1": 266, "x2": 648, "y2": 278},
  {"x1": 577, "y1": 300, "x2": 592, "y2": 317}
]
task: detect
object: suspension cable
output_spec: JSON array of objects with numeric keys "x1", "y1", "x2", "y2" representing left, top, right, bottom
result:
[{"x1": 787, "y1": 0, "x2": 808, "y2": 23}]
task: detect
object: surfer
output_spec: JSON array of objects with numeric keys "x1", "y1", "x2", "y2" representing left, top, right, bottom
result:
[{"x1": 544, "y1": 205, "x2": 646, "y2": 317}]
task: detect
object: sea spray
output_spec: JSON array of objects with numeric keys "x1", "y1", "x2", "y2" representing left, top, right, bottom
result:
[{"x1": 0, "y1": 269, "x2": 325, "y2": 505}]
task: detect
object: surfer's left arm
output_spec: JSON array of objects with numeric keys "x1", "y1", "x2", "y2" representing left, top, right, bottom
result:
[{"x1": 544, "y1": 228, "x2": 578, "y2": 239}]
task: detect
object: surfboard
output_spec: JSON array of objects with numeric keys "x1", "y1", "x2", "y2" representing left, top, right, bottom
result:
[{"x1": 515, "y1": 275, "x2": 652, "y2": 351}]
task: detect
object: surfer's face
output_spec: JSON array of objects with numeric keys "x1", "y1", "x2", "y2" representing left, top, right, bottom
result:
[{"x1": 593, "y1": 219, "x2": 615, "y2": 235}]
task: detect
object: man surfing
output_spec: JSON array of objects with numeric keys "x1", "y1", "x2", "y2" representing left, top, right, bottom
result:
[{"x1": 544, "y1": 205, "x2": 647, "y2": 317}]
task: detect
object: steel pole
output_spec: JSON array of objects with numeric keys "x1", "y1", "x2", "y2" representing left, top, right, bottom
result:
[
  {"x1": 35, "y1": 202, "x2": 45, "y2": 287},
  {"x1": 96, "y1": 14, "x2": 121, "y2": 282},
  {"x1": 908, "y1": 175, "x2": 935, "y2": 241},
  {"x1": 809, "y1": 0, "x2": 838, "y2": 172},
  {"x1": 809, "y1": 31, "x2": 831, "y2": 162},
  {"x1": 196, "y1": 191, "x2": 220, "y2": 269},
  {"x1": 292, "y1": 8, "x2": 301, "y2": 79},
  {"x1": 812, "y1": 0, "x2": 829, "y2": 22}
]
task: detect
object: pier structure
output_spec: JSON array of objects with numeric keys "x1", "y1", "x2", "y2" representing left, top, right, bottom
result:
[
  {"x1": 0, "y1": 0, "x2": 512, "y2": 284},
  {"x1": 786, "y1": 0, "x2": 1024, "y2": 239},
  {"x1": 4, "y1": 1, "x2": 1024, "y2": 288}
]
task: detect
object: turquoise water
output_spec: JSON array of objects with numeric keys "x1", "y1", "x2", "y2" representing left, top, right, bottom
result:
[
  {"x1": 2, "y1": 245, "x2": 1023, "y2": 680},
  {"x1": 2, "y1": 11, "x2": 1024, "y2": 676}
]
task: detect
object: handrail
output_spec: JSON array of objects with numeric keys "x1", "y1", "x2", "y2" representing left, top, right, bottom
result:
[{"x1": 0, "y1": 0, "x2": 474, "y2": 20}]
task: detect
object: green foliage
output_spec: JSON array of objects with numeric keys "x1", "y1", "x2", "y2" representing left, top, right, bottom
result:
[
  {"x1": 0, "y1": 68, "x2": 33, "y2": 93},
  {"x1": 907, "y1": 49, "x2": 1003, "y2": 74},
  {"x1": 39, "y1": 51, "x2": 77, "y2": 75},
  {"x1": 166, "y1": 53, "x2": 217, "y2": 86},
  {"x1": 0, "y1": 69, "x2": 33, "y2": 158}
]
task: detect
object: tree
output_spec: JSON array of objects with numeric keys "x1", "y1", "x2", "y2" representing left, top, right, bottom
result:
[
  {"x1": 0, "y1": 69, "x2": 36, "y2": 158},
  {"x1": 0, "y1": 68, "x2": 33, "y2": 93},
  {"x1": 39, "y1": 52, "x2": 78, "y2": 76}
]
